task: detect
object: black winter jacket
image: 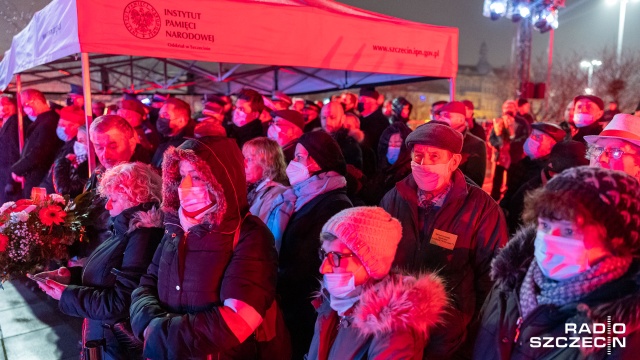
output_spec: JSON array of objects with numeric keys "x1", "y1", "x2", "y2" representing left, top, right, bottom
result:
[
  {"x1": 572, "y1": 122, "x2": 603, "y2": 144},
  {"x1": 277, "y1": 187, "x2": 352, "y2": 359},
  {"x1": 0, "y1": 115, "x2": 27, "y2": 203},
  {"x1": 151, "y1": 123, "x2": 194, "y2": 168},
  {"x1": 500, "y1": 156, "x2": 547, "y2": 213},
  {"x1": 460, "y1": 132, "x2": 487, "y2": 187},
  {"x1": 11, "y1": 109, "x2": 64, "y2": 198},
  {"x1": 130, "y1": 137, "x2": 279, "y2": 360},
  {"x1": 474, "y1": 226, "x2": 640, "y2": 360},
  {"x1": 40, "y1": 139, "x2": 90, "y2": 198},
  {"x1": 360, "y1": 108, "x2": 390, "y2": 154},
  {"x1": 59, "y1": 203, "x2": 163, "y2": 360},
  {"x1": 225, "y1": 119, "x2": 264, "y2": 149},
  {"x1": 381, "y1": 169, "x2": 508, "y2": 359}
]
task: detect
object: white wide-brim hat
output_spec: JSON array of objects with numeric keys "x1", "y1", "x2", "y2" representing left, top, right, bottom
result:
[{"x1": 584, "y1": 113, "x2": 640, "y2": 147}]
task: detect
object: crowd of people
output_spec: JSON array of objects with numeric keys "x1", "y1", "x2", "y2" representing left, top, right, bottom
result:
[{"x1": 0, "y1": 84, "x2": 638, "y2": 359}]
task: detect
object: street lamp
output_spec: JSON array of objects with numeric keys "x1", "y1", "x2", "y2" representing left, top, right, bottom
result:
[
  {"x1": 607, "y1": 0, "x2": 640, "y2": 63},
  {"x1": 580, "y1": 59, "x2": 602, "y2": 94}
]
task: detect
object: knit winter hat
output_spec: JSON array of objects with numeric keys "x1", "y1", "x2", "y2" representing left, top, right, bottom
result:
[
  {"x1": 545, "y1": 166, "x2": 640, "y2": 254},
  {"x1": 574, "y1": 95, "x2": 604, "y2": 110},
  {"x1": 298, "y1": 130, "x2": 347, "y2": 176},
  {"x1": 274, "y1": 109, "x2": 305, "y2": 131},
  {"x1": 406, "y1": 121, "x2": 464, "y2": 154},
  {"x1": 322, "y1": 207, "x2": 402, "y2": 279}
]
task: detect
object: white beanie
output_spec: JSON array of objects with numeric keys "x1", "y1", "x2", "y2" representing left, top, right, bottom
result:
[{"x1": 321, "y1": 207, "x2": 402, "y2": 279}]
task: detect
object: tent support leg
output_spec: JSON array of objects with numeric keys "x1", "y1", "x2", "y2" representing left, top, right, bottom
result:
[
  {"x1": 449, "y1": 77, "x2": 456, "y2": 101},
  {"x1": 15, "y1": 74, "x2": 25, "y2": 189},
  {"x1": 81, "y1": 52, "x2": 96, "y2": 176}
]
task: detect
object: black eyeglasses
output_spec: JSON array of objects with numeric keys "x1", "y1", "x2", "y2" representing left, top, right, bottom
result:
[{"x1": 319, "y1": 248, "x2": 355, "y2": 267}]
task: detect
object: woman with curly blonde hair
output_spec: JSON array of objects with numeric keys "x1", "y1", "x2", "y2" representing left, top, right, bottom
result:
[{"x1": 32, "y1": 162, "x2": 164, "y2": 360}]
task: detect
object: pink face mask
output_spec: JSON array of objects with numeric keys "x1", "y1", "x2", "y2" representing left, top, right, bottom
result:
[{"x1": 178, "y1": 174, "x2": 213, "y2": 215}]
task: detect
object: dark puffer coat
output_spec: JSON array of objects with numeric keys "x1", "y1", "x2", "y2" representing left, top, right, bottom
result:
[
  {"x1": 59, "y1": 203, "x2": 163, "y2": 360},
  {"x1": 380, "y1": 169, "x2": 508, "y2": 359},
  {"x1": 130, "y1": 137, "x2": 279, "y2": 360},
  {"x1": 474, "y1": 226, "x2": 640, "y2": 360}
]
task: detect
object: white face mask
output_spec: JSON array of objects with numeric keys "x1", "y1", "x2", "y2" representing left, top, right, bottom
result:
[
  {"x1": 267, "y1": 124, "x2": 285, "y2": 146},
  {"x1": 178, "y1": 186, "x2": 212, "y2": 213},
  {"x1": 573, "y1": 113, "x2": 596, "y2": 128},
  {"x1": 286, "y1": 161, "x2": 310, "y2": 185},
  {"x1": 534, "y1": 230, "x2": 590, "y2": 281},
  {"x1": 73, "y1": 141, "x2": 88, "y2": 163},
  {"x1": 232, "y1": 108, "x2": 250, "y2": 127},
  {"x1": 324, "y1": 270, "x2": 357, "y2": 298},
  {"x1": 411, "y1": 160, "x2": 452, "y2": 192}
]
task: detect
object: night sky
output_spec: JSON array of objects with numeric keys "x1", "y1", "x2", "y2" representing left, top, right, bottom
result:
[{"x1": 1, "y1": 0, "x2": 639, "y2": 68}]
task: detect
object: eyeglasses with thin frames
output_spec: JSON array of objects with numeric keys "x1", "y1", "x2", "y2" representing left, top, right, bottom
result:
[{"x1": 587, "y1": 146, "x2": 638, "y2": 161}]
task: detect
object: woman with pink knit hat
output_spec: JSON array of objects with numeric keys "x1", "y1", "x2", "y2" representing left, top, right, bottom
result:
[{"x1": 306, "y1": 206, "x2": 448, "y2": 359}]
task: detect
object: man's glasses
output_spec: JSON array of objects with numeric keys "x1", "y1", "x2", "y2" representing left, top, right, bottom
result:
[
  {"x1": 319, "y1": 249, "x2": 355, "y2": 267},
  {"x1": 587, "y1": 146, "x2": 637, "y2": 160}
]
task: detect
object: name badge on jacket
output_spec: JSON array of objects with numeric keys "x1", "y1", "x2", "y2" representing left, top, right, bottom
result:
[{"x1": 430, "y1": 229, "x2": 458, "y2": 250}]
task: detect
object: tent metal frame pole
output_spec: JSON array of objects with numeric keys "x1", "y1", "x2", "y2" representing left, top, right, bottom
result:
[
  {"x1": 15, "y1": 74, "x2": 25, "y2": 189},
  {"x1": 449, "y1": 77, "x2": 456, "y2": 101},
  {"x1": 81, "y1": 52, "x2": 96, "y2": 175}
]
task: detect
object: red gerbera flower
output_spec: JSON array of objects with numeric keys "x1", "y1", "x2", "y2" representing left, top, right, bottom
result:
[{"x1": 38, "y1": 205, "x2": 67, "y2": 226}]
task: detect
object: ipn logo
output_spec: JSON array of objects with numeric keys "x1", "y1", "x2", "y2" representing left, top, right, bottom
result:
[{"x1": 530, "y1": 316, "x2": 625, "y2": 355}]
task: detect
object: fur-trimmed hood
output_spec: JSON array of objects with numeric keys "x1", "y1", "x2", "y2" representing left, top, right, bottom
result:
[
  {"x1": 317, "y1": 273, "x2": 448, "y2": 339},
  {"x1": 161, "y1": 136, "x2": 247, "y2": 233},
  {"x1": 110, "y1": 202, "x2": 164, "y2": 235},
  {"x1": 491, "y1": 225, "x2": 640, "y2": 333}
]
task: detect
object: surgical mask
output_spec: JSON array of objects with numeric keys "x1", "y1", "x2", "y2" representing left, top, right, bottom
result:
[
  {"x1": 286, "y1": 161, "x2": 310, "y2": 186},
  {"x1": 386, "y1": 146, "x2": 401, "y2": 165},
  {"x1": 523, "y1": 137, "x2": 541, "y2": 159},
  {"x1": 324, "y1": 271, "x2": 357, "y2": 299},
  {"x1": 156, "y1": 117, "x2": 172, "y2": 136},
  {"x1": 232, "y1": 108, "x2": 250, "y2": 127},
  {"x1": 357, "y1": 103, "x2": 365, "y2": 113},
  {"x1": 56, "y1": 127, "x2": 70, "y2": 142},
  {"x1": 73, "y1": 141, "x2": 87, "y2": 162},
  {"x1": 178, "y1": 185, "x2": 213, "y2": 214},
  {"x1": 573, "y1": 113, "x2": 596, "y2": 128},
  {"x1": 411, "y1": 160, "x2": 452, "y2": 192},
  {"x1": 23, "y1": 106, "x2": 36, "y2": 121},
  {"x1": 534, "y1": 230, "x2": 590, "y2": 281}
]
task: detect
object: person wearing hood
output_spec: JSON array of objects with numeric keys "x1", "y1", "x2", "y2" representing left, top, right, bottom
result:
[
  {"x1": 361, "y1": 122, "x2": 412, "y2": 206},
  {"x1": 463, "y1": 100, "x2": 487, "y2": 141},
  {"x1": 33, "y1": 162, "x2": 164, "y2": 360},
  {"x1": 278, "y1": 131, "x2": 353, "y2": 359},
  {"x1": 267, "y1": 109, "x2": 305, "y2": 163},
  {"x1": 380, "y1": 122, "x2": 508, "y2": 358},
  {"x1": 358, "y1": 88, "x2": 390, "y2": 153},
  {"x1": 11, "y1": 89, "x2": 64, "y2": 198},
  {"x1": 572, "y1": 95, "x2": 605, "y2": 144},
  {"x1": 242, "y1": 137, "x2": 295, "y2": 251},
  {"x1": 500, "y1": 122, "x2": 566, "y2": 213},
  {"x1": 474, "y1": 166, "x2": 640, "y2": 359},
  {"x1": 0, "y1": 95, "x2": 25, "y2": 203},
  {"x1": 306, "y1": 207, "x2": 448, "y2": 359},
  {"x1": 504, "y1": 140, "x2": 589, "y2": 235},
  {"x1": 303, "y1": 100, "x2": 322, "y2": 133},
  {"x1": 225, "y1": 89, "x2": 266, "y2": 148},
  {"x1": 118, "y1": 99, "x2": 160, "y2": 154},
  {"x1": 129, "y1": 136, "x2": 280, "y2": 359},
  {"x1": 439, "y1": 101, "x2": 487, "y2": 187},
  {"x1": 151, "y1": 98, "x2": 195, "y2": 168},
  {"x1": 389, "y1": 96, "x2": 413, "y2": 125}
]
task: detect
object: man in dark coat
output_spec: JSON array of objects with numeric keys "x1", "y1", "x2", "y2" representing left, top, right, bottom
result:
[
  {"x1": 11, "y1": 89, "x2": 64, "y2": 199},
  {"x1": 572, "y1": 94, "x2": 605, "y2": 144},
  {"x1": 266, "y1": 109, "x2": 305, "y2": 163},
  {"x1": 302, "y1": 100, "x2": 322, "y2": 133},
  {"x1": 439, "y1": 101, "x2": 487, "y2": 187},
  {"x1": 516, "y1": 98, "x2": 534, "y2": 125},
  {"x1": 463, "y1": 99, "x2": 486, "y2": 141},
  {"x1": 225, "y1": 88, "x2": 265, "y2": 148},
  {"x1": 380, "y1": 122, "x2": 508, "y2": 359},
  {"x1": 0, "y1": 96, "x2": 26, "y2": 203},
  {"x1": 151, "y1": 98, "x2": 194, "y2": 168},
  {"x1": 358, "y1": 87, "x2": 390, "y2": 154},
  {"x1": 500, "y1": 122, "x2": 566, "y2": 215}
]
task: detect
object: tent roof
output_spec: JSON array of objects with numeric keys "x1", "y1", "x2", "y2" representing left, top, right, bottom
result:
[{"x1": 0, "y1": 0, "x2": 458, "y2": 94}]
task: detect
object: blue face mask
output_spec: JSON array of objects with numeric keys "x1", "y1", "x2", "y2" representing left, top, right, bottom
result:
[
  {"x1": 386, "y1": 146, "x2": 401, "y2": 165},
  {"x1": 56, "y1": 126, "x2": 69, "y2": 142}
]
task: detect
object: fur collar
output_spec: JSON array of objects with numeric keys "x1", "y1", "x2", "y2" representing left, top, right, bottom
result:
[
  {"x1": 491, "y1": 225, "x2": 640, "y2": 333},
  {"x1": 318, "y1": 273, "x2": 447, "y2": 339},
  {"x1": 127, "y1": 207, "x2": 164, "y2": 233}
]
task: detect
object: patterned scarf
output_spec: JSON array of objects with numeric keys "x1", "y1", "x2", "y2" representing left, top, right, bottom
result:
[
  {"x1": 293, "y1": 172, "x2": 347, "y2": 211},
  {"x1": 519, "y1": 256, "x2": 632, "y2": 319}
]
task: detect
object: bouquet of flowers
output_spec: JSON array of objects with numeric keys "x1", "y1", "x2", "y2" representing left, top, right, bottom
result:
[{"x1": 0, "y1": 193, "x2": 85, "y2": 283}]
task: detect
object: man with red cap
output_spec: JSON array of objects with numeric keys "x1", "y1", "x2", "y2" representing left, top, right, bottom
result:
[
  {"x1": 118, "y1": 99, "x2": 160, "y2": 153},
  {"x1": 267, "y1": 109, "x2": 306, "y2": 162},
  {"x1": 572, "y1": 94, "x2": 605, "y2": 144},
  {"x1": 439, "y1": 101, "x2": 487, "y2": 187},
  {"x1": 381, "y1": 122, "x2": 508, "y2": 359}
]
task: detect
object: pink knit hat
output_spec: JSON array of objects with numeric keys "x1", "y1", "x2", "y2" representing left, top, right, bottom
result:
[{"x1": 321, "y1": 207, "x2": 402, "y2": 279}]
